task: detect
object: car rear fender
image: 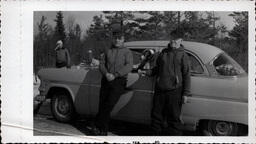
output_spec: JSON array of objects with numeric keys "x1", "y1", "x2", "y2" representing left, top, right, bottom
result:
[
  {"x1": 46, "y1": 84, "x2": 75, "y2": 101},
  {"x1": 182, "y1": 96, "x2": 248, "y2": 130}
]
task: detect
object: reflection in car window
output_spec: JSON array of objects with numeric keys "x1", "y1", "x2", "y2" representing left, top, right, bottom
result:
[
  {"x1": 213, "y1": 53, "x2": 245, "y2": 76},
  {"x1": 130, "y1": 48, "x2": 144, "y2": 65},
  {"x1": 186, "y1": 53, "x2": 204, "y2": 74},
  {"x1": 130, "y1": 48, "x2": 158, "y2": 70}
]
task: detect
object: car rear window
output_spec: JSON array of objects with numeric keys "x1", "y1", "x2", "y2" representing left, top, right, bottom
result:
[{"x1": 213, "y1": 53, "x2": 245, "y2": 76}]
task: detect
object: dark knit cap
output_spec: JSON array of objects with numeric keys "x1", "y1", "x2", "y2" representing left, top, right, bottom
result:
[{"x1": 111, "y1": 23, "x2": 122, "y2": 35}]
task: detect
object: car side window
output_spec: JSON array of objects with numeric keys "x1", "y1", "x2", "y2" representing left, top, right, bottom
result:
[
  {"x1": 186, "y1": 52, "x2": 204, "y2": 74},
  {"x1": 131, "y1": 49, "x2": 142, "y2": 65},
  {"x1": 130, "y1": 48, "x2": 145, "y2": 71}
]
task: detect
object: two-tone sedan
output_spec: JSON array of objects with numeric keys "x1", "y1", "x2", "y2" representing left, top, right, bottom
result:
[{"x1": 37, "y1": 41, "x2": 248, "y2": 136}]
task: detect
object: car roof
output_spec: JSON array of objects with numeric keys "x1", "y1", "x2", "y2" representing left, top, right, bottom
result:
[{"x1": 124, "y1": 40, "x2": 224, "y2": 64}]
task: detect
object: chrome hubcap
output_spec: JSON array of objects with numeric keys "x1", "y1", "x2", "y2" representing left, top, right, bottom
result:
[
  {"x1": 57, "y1": 97, "x2": 69, "y2": 115},
  {"x1": 215, "y1": 121, "x2": 232, "y2": 135}
]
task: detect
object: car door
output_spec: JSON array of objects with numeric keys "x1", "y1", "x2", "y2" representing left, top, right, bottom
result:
[
  {"x1": 182, "y1": 52, "x2": 248, "y2": 129},
  {"x1": 85, "y1": 67, "x2": 102, "y2": 116},
  {"x1": 84, "y1": 47, "x2": 155, "y2": 120},
  {"x1": 110, "y1": 47, "x2": 156, "y2": 124},
  {"x1": 181, "y1": 51, "x2": 210, "y2": 128},
  {"x1": 74, "y1": 67, "x2": 98, "y2": 116}
]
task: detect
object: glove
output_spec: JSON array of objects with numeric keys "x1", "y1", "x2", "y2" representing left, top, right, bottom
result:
[
  {"x1": 182, "y1": 95, "x2": 188, "y2": 104},
  {"x1": 106, "y1": 73, "x2": 115, "y2": 81},
  {"x1": 138, "y1": 69, "x2": 146, "y2": 76}
]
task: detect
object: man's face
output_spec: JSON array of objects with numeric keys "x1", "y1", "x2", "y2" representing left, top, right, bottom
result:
[
  {"x1": 112, "y1": 33, "x2": 124, "y2": 47},
  {"x1": 170, "y1": 38, "x2": 182, "y2": 49},
  {"x1": 170, "y1": 39, "x2": 178, "y2": 48},
  {"x1": 56, "y1": 42, "x2": 63, "y2": 49}
]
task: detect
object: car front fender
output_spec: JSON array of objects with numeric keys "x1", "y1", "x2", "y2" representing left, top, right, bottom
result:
[{"x1": 45, "y1": 83, "x2": 77, "y2": 101}]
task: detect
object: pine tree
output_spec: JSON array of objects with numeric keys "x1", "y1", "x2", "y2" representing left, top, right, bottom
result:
[
  {"x1": 163, "y1": 11, "x2": 181, "y2": 39},
  {"x1": 74, "y1": 24, "x2": 81, "y2": 39},
  {"x1": 143, "y1": 11, "x2": 164, "y2": 39},
  {"x1": 38, "y1": 16, "x2": 49, "y2": 41},
  {"x1": 54, "y1": 11, "x2": 66, "y2": 43},
  {"x1": 103, "y1": 11, "x2": 137, "y2": 40},
  {"x1": 175, "y1": 11, "x2": 219, "y2": 44},
  {"x1": 228, "y1": 12, "x2": 248, "y2": 71},
  {"x1": 35, "y1": 16, "x2": 50, "y2": 69},
  {"x1": 132, "y1": 11, "x2": 164, "y2": 40},
  {"x1": 229, "y1": 12, "x2": 248, "y2": 52}
]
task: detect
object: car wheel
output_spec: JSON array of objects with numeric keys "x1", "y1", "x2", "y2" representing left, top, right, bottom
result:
[
  {"x1": 202, "y1": 120, "x2": 238, "y2": 136},
  {"x1": 51, "y1": 91, "x2": 74, "y2": 123}
]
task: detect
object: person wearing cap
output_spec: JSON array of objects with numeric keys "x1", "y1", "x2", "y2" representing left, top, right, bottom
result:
[
  {"x1": 140, "y1": 36, "x2": 191, "y2": 135},
  {"x1": 55, "y1": 40, "x2": 71, "y2": 68},
  {"x1": 92, "y1": 23, "x2": 133, "y2": 135}
]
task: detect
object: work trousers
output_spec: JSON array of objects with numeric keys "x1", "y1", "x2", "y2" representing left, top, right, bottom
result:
[
  {"x1": 96, "y1": 76, "x2": 127, "y2": 132},
  {"x1": 56, "y1": 62, "x2": 67, "y2": 68},
  {"x1": 151, "y1": 87, "x2": 183, "y2": 135}
]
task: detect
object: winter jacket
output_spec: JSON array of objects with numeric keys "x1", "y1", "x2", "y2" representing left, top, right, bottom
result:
[
  {"x1": 56, "y1": 48, "x2": 71, "y2": 67},
  {"x1": 148, "y1": 44, "x2": 191, "y2": 96},
  {"x1": 99, "y1": 45, "x2": 133, "y2": 78}
]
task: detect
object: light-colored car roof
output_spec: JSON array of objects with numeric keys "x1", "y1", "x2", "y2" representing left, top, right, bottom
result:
[{"x1": 124, "y1": 40, "x2": 224, "y2": 64}]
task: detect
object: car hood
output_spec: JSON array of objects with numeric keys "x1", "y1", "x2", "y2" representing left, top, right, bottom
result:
[{"x1": 38, "y1": 67, "x2": 89, "y2": 84}]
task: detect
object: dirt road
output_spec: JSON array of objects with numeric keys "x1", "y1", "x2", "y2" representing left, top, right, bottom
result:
[
  {"x1": 33, "y1": 100, "x2": 197, "y2": 136},
  {"x1": 34, "y1": 100, "x2": 155, "y2": 136}
]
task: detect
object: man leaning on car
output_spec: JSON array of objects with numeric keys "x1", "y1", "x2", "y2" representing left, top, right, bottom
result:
[{"x1": 91, "y1": 23, "x2": 133, "y2": 135}]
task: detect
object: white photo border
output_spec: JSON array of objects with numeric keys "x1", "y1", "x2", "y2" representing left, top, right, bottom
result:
[{"x1": 1, "y1": 0, "x2": 255, "y2": 143}]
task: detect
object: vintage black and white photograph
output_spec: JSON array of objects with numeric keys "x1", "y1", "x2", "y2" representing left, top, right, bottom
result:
[
  {"x1": 33, "y1": 11, "x2": 249, "y2": 136},
  {"x1": 1, "y1": 0, "x2": 255, "y2": 143}
]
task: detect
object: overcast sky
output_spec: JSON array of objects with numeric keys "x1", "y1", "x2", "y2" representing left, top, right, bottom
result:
[{"x1": 34, "y1": 11, "x2": 235, "y2": 37}]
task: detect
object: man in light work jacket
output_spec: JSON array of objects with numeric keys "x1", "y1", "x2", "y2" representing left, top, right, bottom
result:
[
  {"x1": 92, "y1": 23, "x2": 133, "y2": 135},
  {"x1": 141, "y1": 37, "x2": 191, "y2": 135},
  {"x1": 55, "y1": 40, "x2": 71, "y2": 68}
]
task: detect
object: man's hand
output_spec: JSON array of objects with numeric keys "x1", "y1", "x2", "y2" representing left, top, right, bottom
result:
[
  {"x1": 54, "y1": 45, "x2": 60, "y2": 51},
  {"x1": 182, "y1": 95, "x2": 188, "y2": 104},
  {"x1": 138, "y1": 69, "x2": 146, "y2": 76},
  {"x1": 106, "y1": 73, "x2": 115, "y2": 81},
  {"x1": 91, "y1": 58, "x2": 100, "y2": 66}
]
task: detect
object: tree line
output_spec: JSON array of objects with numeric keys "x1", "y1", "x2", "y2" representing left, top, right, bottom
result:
[{"x1": 34, "y1": 11, "x2": 248, "y2": 72}]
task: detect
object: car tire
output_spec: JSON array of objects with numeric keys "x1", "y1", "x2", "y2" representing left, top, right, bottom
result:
[
  {"x1": 51, "y1": 91, "x2": 74, "y2": 123},
  {"x1": 202, "y1": 120, "x2": 238, "y2": 136}
]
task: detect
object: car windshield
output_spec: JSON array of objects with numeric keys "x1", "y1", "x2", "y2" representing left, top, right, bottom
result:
[{"x1": 213, "y1": 53, "x2": 245, "y2": 76}]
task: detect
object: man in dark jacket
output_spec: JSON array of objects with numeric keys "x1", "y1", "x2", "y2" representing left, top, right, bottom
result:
[
  {"x1": 55, "y1": 40, "x2": 71, "y2": 68},
  {"x1": 142, "y1": 38, "x2": 191, "y2": 135},
  {"x1": 92, "y1": 23, "x2": 133, "y2": 135}
]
